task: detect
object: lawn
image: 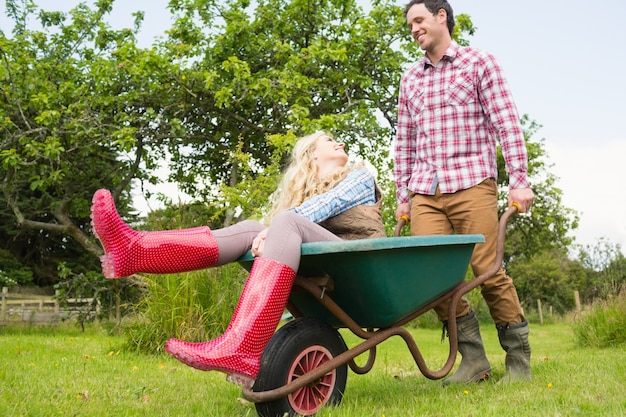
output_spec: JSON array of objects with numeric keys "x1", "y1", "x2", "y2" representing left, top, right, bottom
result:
[{"x1": 1, "y1": 322, "x2": 624, "y2": 416}]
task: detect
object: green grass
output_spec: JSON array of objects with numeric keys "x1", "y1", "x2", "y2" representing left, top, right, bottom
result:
[{"x1": 1, "y1": 322, "x2": 625, "y2": 416}]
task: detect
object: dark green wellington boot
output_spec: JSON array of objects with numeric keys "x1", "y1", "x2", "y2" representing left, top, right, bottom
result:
[
  {"x1": 497, "y1": 320, "x2": 531, "y2": 383},
  {"x1": 443, "y1": 311, "x2": 492, "y2": 386}
]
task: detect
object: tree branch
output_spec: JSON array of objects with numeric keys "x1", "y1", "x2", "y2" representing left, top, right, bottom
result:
[
  {"x1": 114, "y1": 135, "x2": 145, "y2": 199},
  {"x1": 53, "y1": 205, "x2": 103, "y2": 258}
]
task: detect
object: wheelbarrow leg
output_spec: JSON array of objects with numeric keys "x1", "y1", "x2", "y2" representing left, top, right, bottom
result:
[{"x1": 443, "y1": 311, "x2": 491, "y2": 385}]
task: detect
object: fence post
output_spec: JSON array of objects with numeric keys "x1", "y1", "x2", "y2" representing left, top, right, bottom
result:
[
  {"x1": 54, "y1": 290, "x2": 60, "y2": 314},
  {"x1": 574, "y1": 290, "x2": 581, "y2": 312},
  {"x1": 537, "y1": 299, "x2": 544, "y2": 325},
  {"x1": 1, "y1": 287, "x2": 7, "y2": 321}
]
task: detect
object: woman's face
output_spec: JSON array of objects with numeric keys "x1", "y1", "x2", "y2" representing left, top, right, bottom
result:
[{"x1": 312, "y1": 135, "x2": 348, "y2": 167}]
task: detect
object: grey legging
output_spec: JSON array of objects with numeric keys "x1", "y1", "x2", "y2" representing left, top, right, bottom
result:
[{"x1": 213, "y1": 211, "x2": 340, "y2": 271}]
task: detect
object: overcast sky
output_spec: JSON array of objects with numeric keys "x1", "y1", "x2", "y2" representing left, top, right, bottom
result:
[{"x1": 2, "y1": 0, "x2": 625, "y2": 252}]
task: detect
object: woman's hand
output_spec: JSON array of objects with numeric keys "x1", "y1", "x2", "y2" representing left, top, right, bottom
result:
[{"x1": 251, "y1": 228, "x2": 269, "y2": 257}]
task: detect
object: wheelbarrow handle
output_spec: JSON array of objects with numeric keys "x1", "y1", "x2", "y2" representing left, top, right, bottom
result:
[{"x1": 394, "y1": 215, "x2": 409, "y2": 237}]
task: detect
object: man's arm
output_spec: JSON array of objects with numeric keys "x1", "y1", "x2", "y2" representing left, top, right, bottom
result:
[
  {"x1": 478, "y1": 52, "x2": 530, "y2": 188},
  {"x1": 478, "y1": 52, "x2": 534, "y2": 212}
]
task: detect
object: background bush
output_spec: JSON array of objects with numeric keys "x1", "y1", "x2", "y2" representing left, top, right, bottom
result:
[
  {"x1": 573, "y1": 289, "x2": 626, "y2": 348},
  {"x1": 122, "y1": 264, "x2": 246, "y2": 353}
]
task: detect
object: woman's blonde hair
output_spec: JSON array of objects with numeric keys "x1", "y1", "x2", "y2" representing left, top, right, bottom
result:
[{"x1": 268, "y1": 131, "x2": 359, "y2": 219}]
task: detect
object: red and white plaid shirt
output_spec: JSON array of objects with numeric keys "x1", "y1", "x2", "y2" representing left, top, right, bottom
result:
[{"x1": 394, "y1": 41, "x2": 530, "y2": 204}]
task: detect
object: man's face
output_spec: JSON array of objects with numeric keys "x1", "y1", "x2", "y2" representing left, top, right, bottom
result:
[{"x1": 406, "y1": 3, "x2": 446, "y2": 52}]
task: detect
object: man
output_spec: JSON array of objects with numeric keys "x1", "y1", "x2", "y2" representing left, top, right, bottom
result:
[{"x1": 394, "y1": 0, "x2": 535, "y2": 384}]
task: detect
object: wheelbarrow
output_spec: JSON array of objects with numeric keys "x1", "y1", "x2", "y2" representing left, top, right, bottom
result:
[{"x1": 236, "y1": 206, "x2": 518, "y2": 417}]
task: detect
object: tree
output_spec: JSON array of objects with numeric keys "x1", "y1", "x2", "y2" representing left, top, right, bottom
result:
[
  {"x1": 152, "y1": 0, "x2": 418, "y2": 223},
  {"x1": 507, "y1": 248, "x2": 586, "y2": 314},
  {"x1": 497, "y1": 116, "x2": 580, "y2": 266},
  {"x1": 578, "y1": 238, "x2": 626, "y2": 302},
  {"x1": 0, "y1": 0, "x2": 181, "y2": 284}
]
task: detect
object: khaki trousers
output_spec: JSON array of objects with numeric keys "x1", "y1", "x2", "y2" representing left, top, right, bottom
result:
[{"x1": 410, "y1": 179, "x2": 525, "y2": 325}]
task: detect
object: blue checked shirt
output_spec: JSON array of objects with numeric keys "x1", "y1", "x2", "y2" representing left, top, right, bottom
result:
[{"x1": 289, "y1": 168, "x2": 377, "y2": 223}]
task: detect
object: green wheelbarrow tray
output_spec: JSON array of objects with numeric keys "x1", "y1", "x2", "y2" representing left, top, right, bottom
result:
[{"x1": 238, "y1": 234, "x2": 484, "y2": 329}]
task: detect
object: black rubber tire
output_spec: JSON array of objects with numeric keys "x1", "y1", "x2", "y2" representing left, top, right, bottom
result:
[{"x1": 254, "y1": 317, "x2": 348, "y2": 417}]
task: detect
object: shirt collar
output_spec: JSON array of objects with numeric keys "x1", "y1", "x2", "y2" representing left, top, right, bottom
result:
[{"x1": 423, "y1": 40, "x2": 460, "y2": 68}]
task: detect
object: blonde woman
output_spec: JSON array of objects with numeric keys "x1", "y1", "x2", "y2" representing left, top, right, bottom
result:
[{"x1": 90, "y1": 131, "x2": 385, "y2": 387}]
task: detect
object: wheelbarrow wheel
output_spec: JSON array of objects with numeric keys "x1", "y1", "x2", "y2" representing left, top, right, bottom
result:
[{"x1": 254, "y1": 317, "x2": 348, "y2": 417}]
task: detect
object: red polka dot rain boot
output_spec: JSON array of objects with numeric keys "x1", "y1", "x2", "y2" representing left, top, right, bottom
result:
[
  {"x1": 164, "y1": 257, "x2": 296, "y2": 387},
  {"x1": 90, "y1": 189, "x2": 219, "y2": 278}
]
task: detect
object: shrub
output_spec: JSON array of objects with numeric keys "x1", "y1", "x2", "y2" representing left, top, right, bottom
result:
[
  {"x1": 123, "y1": 263, "x2": 246, "y2": 353},
  {"x1": 0, "y1": 269, "x2": 17, "y2": 287},
  {"x1": 0, "y1": 249, "x2": 34, "y2": 287},
  {"x1": 55, "y1": 263, "x2": 142, "y2": 331},
  {"x1": 572, "y1": 289, "x2": 626, "y2": 348}
]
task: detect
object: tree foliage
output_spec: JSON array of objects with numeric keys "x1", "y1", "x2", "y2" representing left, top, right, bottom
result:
[
  {"x1": 497, "y1": 116, "x2": 579, "y2": 264},
  {"x1": 0, "y1": 0, "x2": 155, "y2": 284},
  {"x1": 155, "y1": 0, "x2": 422, "y2": 223},
  {"x1": 577, "y1": 238, "x2": 626, "y2": 302},
  {"x1": 506, "y1": 248, "x2": 586, "y2": 313}
]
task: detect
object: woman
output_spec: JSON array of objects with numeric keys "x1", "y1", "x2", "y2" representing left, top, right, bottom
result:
[{"x1": 90, "y1": 131, "x2": 385, "y2": 387}]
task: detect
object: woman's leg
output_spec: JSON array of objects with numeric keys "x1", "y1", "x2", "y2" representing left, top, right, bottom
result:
[
  {"x1": 262, "y1": 211, "x2": 342, "y2": 270},
  {"x1": 165, "y1": 212, "x2": 340, "y2": 385},
  {"x1": 212, "y1": 220, "x2": 265, "y2": 265},
  {"x1": 90, "y1": 189, "x2": 263, "y2": 277}
]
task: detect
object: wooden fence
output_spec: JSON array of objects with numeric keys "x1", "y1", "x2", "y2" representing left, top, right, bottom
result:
[{"x1": 1, "y1": 287, "x2": 99, "y2": 324}]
